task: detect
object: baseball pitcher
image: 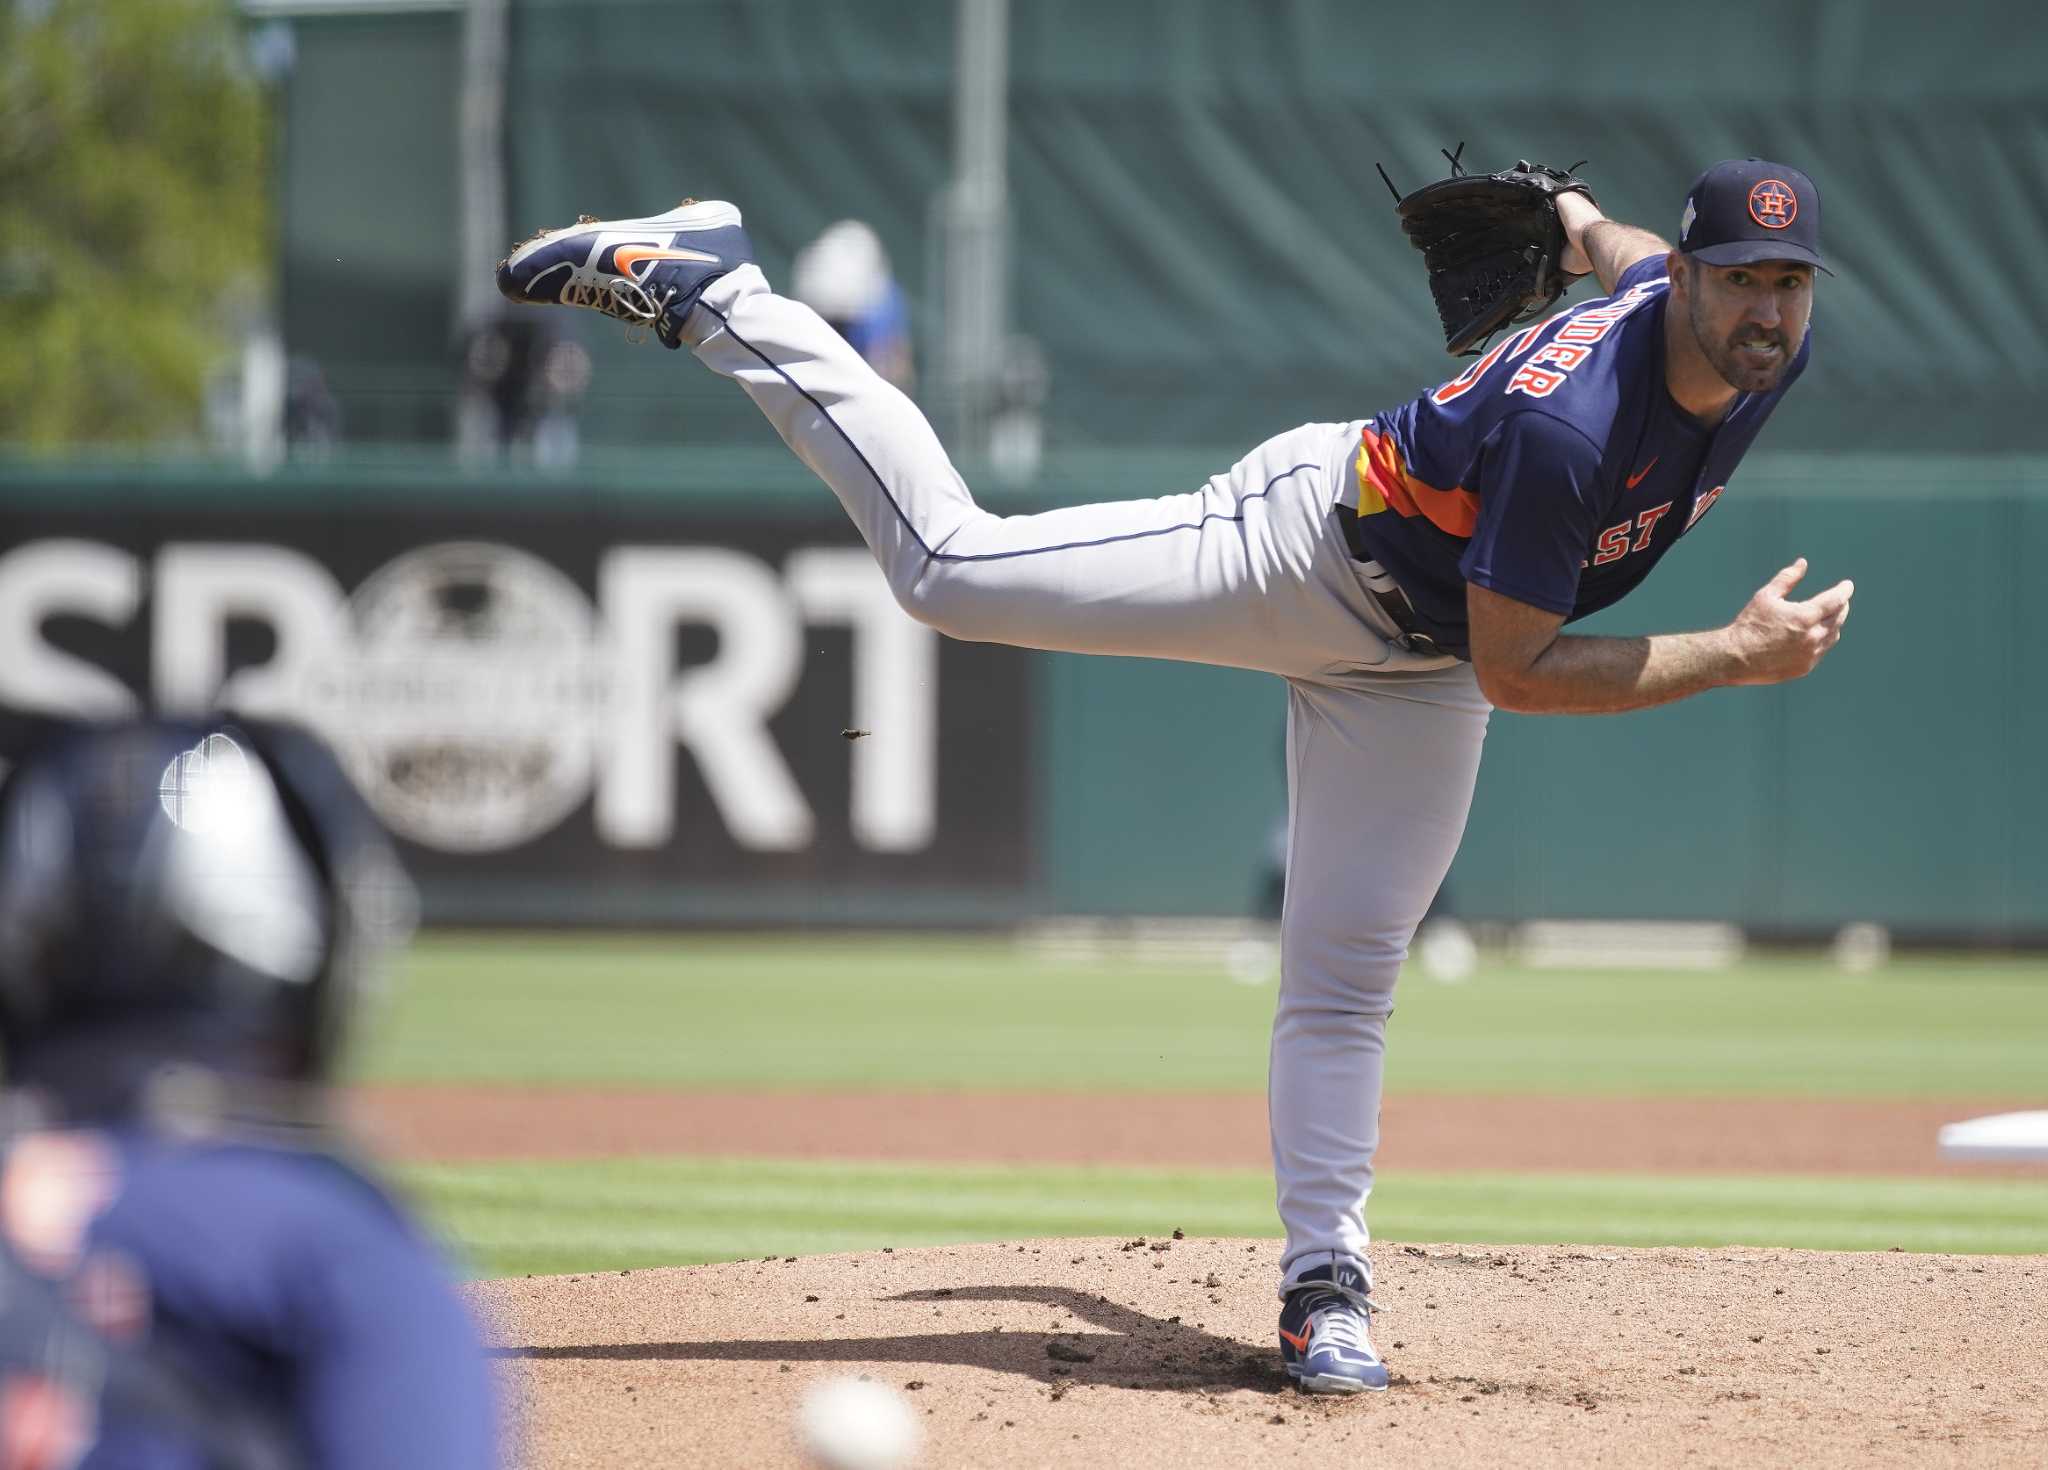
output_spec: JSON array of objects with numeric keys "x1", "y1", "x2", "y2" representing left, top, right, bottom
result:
[{"x1": 497, "y1": 154, "x2": 1849, "y2": 1393}]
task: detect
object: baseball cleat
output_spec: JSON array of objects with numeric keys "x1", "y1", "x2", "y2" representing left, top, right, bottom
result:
[
  {"x1": 495, "y1": 199, "x2": 754, "y2": 349},
  {"x1": 1277, "y1": 1260, "x2": 1389, "y2": 1393}
]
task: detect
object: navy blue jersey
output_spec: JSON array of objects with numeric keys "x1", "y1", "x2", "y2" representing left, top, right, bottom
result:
[
  {"x1": 0, "y1": 1127, "x2": 497, "y2": 1470},
  {"x1": 1351, "y1": 255, "x2": 1809, "y2": 656}
]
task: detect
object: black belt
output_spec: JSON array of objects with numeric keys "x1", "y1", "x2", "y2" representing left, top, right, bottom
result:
[{"x1": 1333, "y1": 504, "x2": 1455, "y2": 659}]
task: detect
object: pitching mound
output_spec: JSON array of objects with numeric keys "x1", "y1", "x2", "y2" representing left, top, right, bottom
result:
[{"x1": 471, "y1": 1236, "x2": 2046, "y2": 1468}]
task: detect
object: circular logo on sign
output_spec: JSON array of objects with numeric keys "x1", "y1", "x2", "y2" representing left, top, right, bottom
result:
[
  {"x1": 301, "y1": 543, "x2": 616, "y2": 852},
  {"x1": 1747, "y1": 179, "x2": 1798, "y2": 229}
]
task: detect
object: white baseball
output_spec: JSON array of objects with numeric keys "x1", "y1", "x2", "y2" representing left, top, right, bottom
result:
[
  {"x1": 1416, "y1": 917, "x2": 1479, "y2": 983},
  {"x1": 797, "y1": 1376, "x2": 923, "y2": 1470}
]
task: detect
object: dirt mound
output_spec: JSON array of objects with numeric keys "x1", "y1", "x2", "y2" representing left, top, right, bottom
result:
[{"x1": 470, "y1": 1236, "x2": 2047, "y2": 1468}]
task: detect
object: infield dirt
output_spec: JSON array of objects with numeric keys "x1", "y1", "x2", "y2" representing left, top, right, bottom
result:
[
  {"x1": 473, "y1": 1236, "x2": 2047, "y2": 1469},
  {"x1": 357, "y1": 1085, "x2": 2046, "y2": 1177},
  {"x1": 381, "y1": 1085, "x2": 2048, "y2": 1466}
]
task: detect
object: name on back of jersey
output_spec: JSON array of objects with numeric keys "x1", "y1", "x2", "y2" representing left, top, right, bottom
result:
[{"x1": 1431, "y1": 281, "x2": 1662, "y2": 407}]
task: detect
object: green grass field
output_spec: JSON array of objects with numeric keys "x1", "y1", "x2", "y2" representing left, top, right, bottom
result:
[
  {"x1": 414, "y1": 1157, "x2": 2048, "y2": 1278},
  {"x1": 364, "y1": 934, "x2": 2048, "y2": 1275}
]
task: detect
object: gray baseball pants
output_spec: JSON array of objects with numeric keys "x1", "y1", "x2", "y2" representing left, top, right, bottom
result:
[{"x1": 688, "y1": 265, "x2": 1492, "y2": 1290}]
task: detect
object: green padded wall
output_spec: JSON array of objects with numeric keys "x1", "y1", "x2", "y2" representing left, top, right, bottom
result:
[{"x1": 276, "y1": 1, "x2": 2048, "y2": 454}]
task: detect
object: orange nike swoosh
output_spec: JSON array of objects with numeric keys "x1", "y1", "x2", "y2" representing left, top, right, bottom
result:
[
  {"x1": 1626, "y1": 457, "x2": 1659, "y2": 489},
  {"x1": 1278, "y1": 1326, "x2": 1312, "y2": 1352},
  {"x1": 612, "y1": 244, "x2": 720, "y2": 277}
]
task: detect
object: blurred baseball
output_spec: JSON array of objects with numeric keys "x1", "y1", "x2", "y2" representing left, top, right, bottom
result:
[
  {"x1": 1415, "y1": 917, "x2": 1478, "y2": 983},
  {"x1": 798, "y1": 1376, "x2": 922, "y2": 1470}
]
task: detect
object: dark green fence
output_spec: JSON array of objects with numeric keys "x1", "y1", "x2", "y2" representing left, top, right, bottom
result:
[{"x1": 276, "y1": 0, "x2": 2048, "y2": 453}]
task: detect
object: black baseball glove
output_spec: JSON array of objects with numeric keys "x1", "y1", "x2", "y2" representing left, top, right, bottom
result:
[{"x1": 1385, "y1": 148, "x2": 1596, "y2": 356}]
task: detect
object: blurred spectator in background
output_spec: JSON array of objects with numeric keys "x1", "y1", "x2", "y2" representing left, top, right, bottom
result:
[
  {"x1": 988, "y1": 333, "x2": 1050, "y2": 484},
  {"x1": 283, "y1": 356, "x2": 344, "y2": 458},
  {"x1": 460, "y1": 314, "x2": 593, "y2": 468},
  {"x1": 790, "y1": 220, "x2": 916, "y2": 394},
  {"x1": 0, "y1": 718, "x2": 500, "y2": 1469}
]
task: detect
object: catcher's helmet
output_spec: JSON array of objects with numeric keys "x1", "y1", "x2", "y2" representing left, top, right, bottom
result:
[{"x1": 0, "y1": 717, "x2": 415, "y2": 1118}]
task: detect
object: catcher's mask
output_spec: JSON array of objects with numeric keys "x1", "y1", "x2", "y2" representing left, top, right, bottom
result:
[{"x1": 0, "y1": 717, "x2": 416, "y2": 1121}]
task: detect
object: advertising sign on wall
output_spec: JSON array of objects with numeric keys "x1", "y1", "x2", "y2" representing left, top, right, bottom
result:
[{"x1": 0, "y1": 497, "x2": 1038, "y2": 921}]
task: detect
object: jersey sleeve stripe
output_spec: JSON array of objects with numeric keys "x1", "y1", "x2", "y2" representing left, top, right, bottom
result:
[{"x1": 1354, "y1": 425, "x2": 1479, "y2": 540}]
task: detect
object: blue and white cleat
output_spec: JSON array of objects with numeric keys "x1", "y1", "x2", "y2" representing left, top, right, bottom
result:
[
  {"x1": 495, "y1": 199, "x2": 754, "y2": 349},
  {"x1": 1277, "y1": 1260, "x2": 1389, "y2": 1393}
]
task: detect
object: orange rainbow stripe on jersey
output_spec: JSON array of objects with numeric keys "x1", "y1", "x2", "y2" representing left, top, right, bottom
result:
[{"x1": 1354, "y1": 424, "x2": 1479, "y2": 539}]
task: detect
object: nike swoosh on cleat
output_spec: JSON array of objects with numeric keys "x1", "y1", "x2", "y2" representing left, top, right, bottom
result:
[
  {"x1": 1626, "y1": 456, "x2": 1659, "y2": 489},
  {"x1": 612, "y1": 244, "x2": 721, "y2": 276},
  {"x1": 1278, "y1": 1326, "x2": 1312, "y2": 1352}
]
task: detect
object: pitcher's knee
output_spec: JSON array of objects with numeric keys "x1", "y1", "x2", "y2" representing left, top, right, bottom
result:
[{"x1": 1281, "y1": 928, "x2": 1406, "y2": 1007}]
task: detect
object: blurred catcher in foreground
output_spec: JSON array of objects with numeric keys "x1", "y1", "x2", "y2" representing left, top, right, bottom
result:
[{"x1": 0, "y1": 718, "x2": 498, "y2": 1469}]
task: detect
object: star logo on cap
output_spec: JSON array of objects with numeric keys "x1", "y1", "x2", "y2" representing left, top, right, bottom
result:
[{"x1": 1748, "y1": 179, "x2": 1798, "y2": 229}]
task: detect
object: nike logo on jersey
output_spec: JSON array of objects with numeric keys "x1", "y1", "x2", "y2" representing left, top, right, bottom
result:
[
  {"x1": 1626, "y1": 457, "x2": 1659, "y2": 489},
  {"x1": 611, "y1": 244, "x2": 720, "y2": 276}
]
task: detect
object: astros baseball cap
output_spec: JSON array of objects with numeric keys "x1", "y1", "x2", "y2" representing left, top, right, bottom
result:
[{"x1": 1678, "y1": 158, "x2": 1831, "y2": 274}]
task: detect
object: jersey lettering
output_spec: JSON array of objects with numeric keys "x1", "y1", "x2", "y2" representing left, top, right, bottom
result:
[
  {"x1": 1504, "y1": 283, "x2": 1662, "y2": 400},
  {"x1": 1684, "y1": 484, "x2": 1725, "y2": 531},
  {"x1": 1532, "y1": 342, "x2": 1591, "y2": 372},
  {"x1": 1554, "y1": 317, "x2": 1611, "y2": 344},
  {"x1": 1553, "y1": 285, "x2": 1656, "y2": 343},
  {"x1": 1505, "y1": 362, "x2": 1567, "y2": 398},
  {"x1": 1590, "y1": 522, "x2": 1632, "y2": 566},
  {"x1": 1591, "y1": 502, "x2": 1676, "y2": 567},
  {"x1": 1428, "y1": 323, "x2": 1545, "y2": 406},
  {"x1": 1630, "y1": 502, "x2": 1674, "y2": 551}
]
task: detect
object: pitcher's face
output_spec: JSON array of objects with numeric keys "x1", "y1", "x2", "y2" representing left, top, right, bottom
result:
[{"x1": 1673, "y1": 256, "x2": 1814, "y2": 394}]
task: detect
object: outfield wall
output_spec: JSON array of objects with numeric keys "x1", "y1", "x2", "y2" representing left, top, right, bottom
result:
[{"x1": 3, "y1": 452, "x2": 2042, "y2": 936}]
